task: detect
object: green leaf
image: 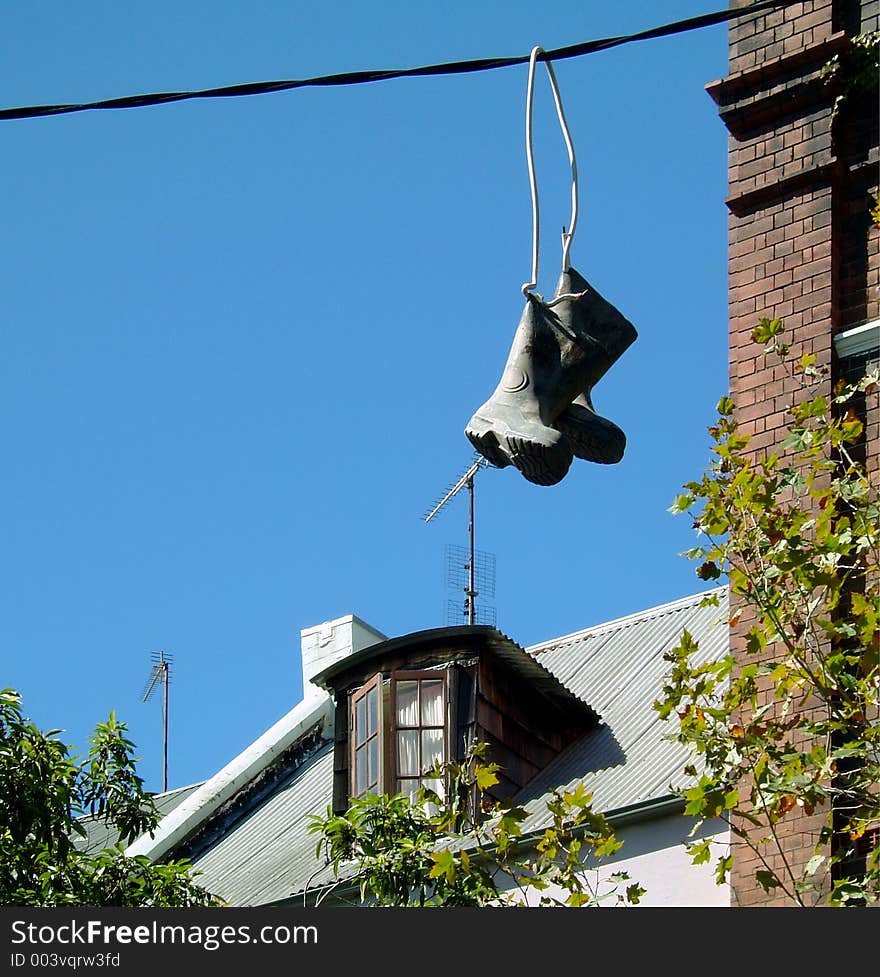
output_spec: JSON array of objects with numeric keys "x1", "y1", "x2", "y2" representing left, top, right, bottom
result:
[
  {"x1": 751, "y1": 317, "x2": 784, "y2": 345},
  {"x1": 689, "y1": 839, "x2": 712, "y2": 865},
  {"x1": 428, "y1": 850, "x2": 455, "y2": 882},
  {"x1": 669, "y1": 494, "x2": 694, "y2": 514},
  {"x1": 714, "y1": 854, "x2": 733, "y2": 885},
  {"x1": 474, "y1": 764, "x2": 500, "y2": 791},
  {"x1": 626, "y1": 883, "x2": 646, "y2": 904}
]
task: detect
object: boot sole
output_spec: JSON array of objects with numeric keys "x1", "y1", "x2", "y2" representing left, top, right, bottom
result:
[
  {"x1": 466, "y1": 412, "x2": 573, "y2": 484},
  {"x1": 465, "y1": 425, "x2": 512, "y2": 470},
  {"x1": 554, "y1": 411, "x2": 626, "y2": 465},
  {"x1": 506, "y1": 435, "x2": 573, "y2": 486}
]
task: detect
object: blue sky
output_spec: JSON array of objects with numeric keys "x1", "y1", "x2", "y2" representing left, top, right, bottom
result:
[{"x1": 2, "y1": 2, "x2": 730, "y2": 794}]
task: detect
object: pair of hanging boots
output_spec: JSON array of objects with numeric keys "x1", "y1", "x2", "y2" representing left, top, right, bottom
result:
[{"x1": 465, "y1": 266, "x2": 637, "y2": 486}]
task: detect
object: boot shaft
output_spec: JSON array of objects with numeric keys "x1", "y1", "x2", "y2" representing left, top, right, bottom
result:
[{"x1": 552, "y1": 267, "x2": 638, "y2": 390}]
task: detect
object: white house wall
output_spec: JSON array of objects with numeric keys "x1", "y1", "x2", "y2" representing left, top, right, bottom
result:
[{"x1": 509, "y1": 814, "x2": 729, "y2": 907}]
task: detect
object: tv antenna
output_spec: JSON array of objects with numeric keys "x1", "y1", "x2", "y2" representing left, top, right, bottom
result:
[
  {"x1": 444, "y1": 544, "x2": 496, "y2": 627},
  {"x1": 423, "y1": 455, "x2": 496, "y2": 626},
  {"x1": 141, "y1": 650, "x2": 172, "y2": 792}
]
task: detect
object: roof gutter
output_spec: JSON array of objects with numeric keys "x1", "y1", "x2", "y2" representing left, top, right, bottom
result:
[
  {"x1": 603, "y1": 794, "x2": 687, "y2": 828},
  {"x1": 125, "y1": 692, "x2": 333, "y2": 863},
  {"x1": 281, "y1": 794, "x2": 694, "y2": 906}
]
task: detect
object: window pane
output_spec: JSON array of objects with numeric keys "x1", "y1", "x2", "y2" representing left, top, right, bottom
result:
[
  {"x1": 397, "y1": 778, "x2": 419, "y2": 803},
  {"x1": 421, "y1": 728, "x2": 443, "y2": 771},
  {"x1": 355, "y1": 745, "x2": 367, "y2": 795},
  {"x1": 367, "y1": 737, "x2": 378, "y2": 790},
  {"x1": 396, "y1": 681, "x2": 418, "y2": 726},
  {"x1": 423, "y1": 777, "x2": 443, "y2": 816},
  {"x1": 397, "y1": 730, "x2": 418, "y2": 776},
  {"x1": 423, "y1": 776, "x2": 444, "y2": 801},
  {"x1": 367, "y1": 686, "x2": 378, "y2": 737},
  {"x1": 355, "y1": 696, "x2": 366, "y2": 746},
  {"x1": 421, "y1": 680, "x2": 444, "y2": 725}
]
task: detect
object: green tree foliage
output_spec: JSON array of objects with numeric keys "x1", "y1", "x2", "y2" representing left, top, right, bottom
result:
[
  {"x1": 657, "y1": 321, "x2": 879, "y2": 905},
  {"x1": 821, "y1": 30, "x2": 879, "y2": 121},
  {"x1": 0, "y1": 688, "x2": 219, "y2": 906},
  {"x1": 307, "y1": 742, "x2": 645, "y2": 907}
]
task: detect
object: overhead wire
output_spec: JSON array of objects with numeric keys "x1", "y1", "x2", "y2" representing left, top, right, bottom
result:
[{"x1": 0, "y1": 0, "x2": 803, "y2": 123}]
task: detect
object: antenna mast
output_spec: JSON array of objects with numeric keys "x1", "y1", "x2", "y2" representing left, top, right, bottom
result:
[
  {"x1": 467, "y1": 466, "x2": 476, "y2": 625},
  {"x1": 141, "y1": 650, "x2": 173, "y2": 792}
]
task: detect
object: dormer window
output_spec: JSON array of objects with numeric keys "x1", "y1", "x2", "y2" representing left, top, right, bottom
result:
[
  {"x1": 314, "y1": 626, "x2": 598, "y2": 815},
  {"x1": 393, "y1": 672, "x2": 446, "y2": 802}
]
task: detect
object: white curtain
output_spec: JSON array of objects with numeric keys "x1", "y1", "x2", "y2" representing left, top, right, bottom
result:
[
  {"x1": 396, "y1": 681, "x2": 418, "y2": 727},
  {"x1": 397, "y1": 730, "x2": 418, "y2": 776},
  {"x1": 397, "y1": 778, "x2": 419, "y2": 802},
  {"x1": 421, "y1": 728, "x2": 443, "y2": 768},
  {"x1": 421, "y1": 680, "x2": 443, "y2": 726},
  {"x1": 423, "y1": 777, "x2": 444, "y2": 813}
]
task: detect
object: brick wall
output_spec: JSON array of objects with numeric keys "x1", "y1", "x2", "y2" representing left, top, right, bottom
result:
[
  {"x1": 729, "y1": 0, "x2": 835, "y2": 73},
  {"x1": 708, "y1": 0, "x2": 879, "y2": 906}
]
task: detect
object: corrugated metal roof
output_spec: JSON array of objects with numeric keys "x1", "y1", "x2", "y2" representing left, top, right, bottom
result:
[
  {"x1": 75, "y1": 781, "x2": 205, "y2": 854},
  {"x1": 189, "y1": 745, "x2": 335, "y2": 906},
  {"x1": 516, "y1": 587, "x2": 729, "y2": 832},
  {"x1": 182, "y1": 587, "x2": 728, "y2": 904}
]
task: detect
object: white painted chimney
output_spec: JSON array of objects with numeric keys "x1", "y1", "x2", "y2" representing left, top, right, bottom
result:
[{"x1": 300, "y1": 613, "x2": 386, "y2": 699}]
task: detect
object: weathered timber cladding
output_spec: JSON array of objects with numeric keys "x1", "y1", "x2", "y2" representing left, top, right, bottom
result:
[{"x1": 475, "y1": 653, "x2": 586, "y2": 797}]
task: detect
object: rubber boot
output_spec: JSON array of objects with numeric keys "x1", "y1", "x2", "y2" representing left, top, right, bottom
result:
[
  {"x1": 550, "y1": 267, "x2": 637, "y2": 465},
  {"x1": 465, "y1": 293, "x2": 574, "y2": 486},
  {"x1": 556, "y1": 391, "x2": 628, "y2": 464}
]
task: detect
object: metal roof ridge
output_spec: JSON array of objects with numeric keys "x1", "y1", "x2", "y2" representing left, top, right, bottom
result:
[
  {"x1": 525, "y1": 585, "x2": 728, "y2": 654},
  {"x1": 124, "y1": 692, "x2": 333, "y2": 864}
]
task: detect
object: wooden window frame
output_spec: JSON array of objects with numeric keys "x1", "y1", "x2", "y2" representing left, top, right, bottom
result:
[
  {"x1": 390, "y1": 670, "x2": 448, "y2": 799},
  {"x1": 349, "y1": 673, "x2": 384, "y2": 799}
]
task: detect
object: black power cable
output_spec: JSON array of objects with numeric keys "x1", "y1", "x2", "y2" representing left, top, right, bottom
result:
[{"x1": 0, "y1": 0, "x2": 802, "y2": 122}]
